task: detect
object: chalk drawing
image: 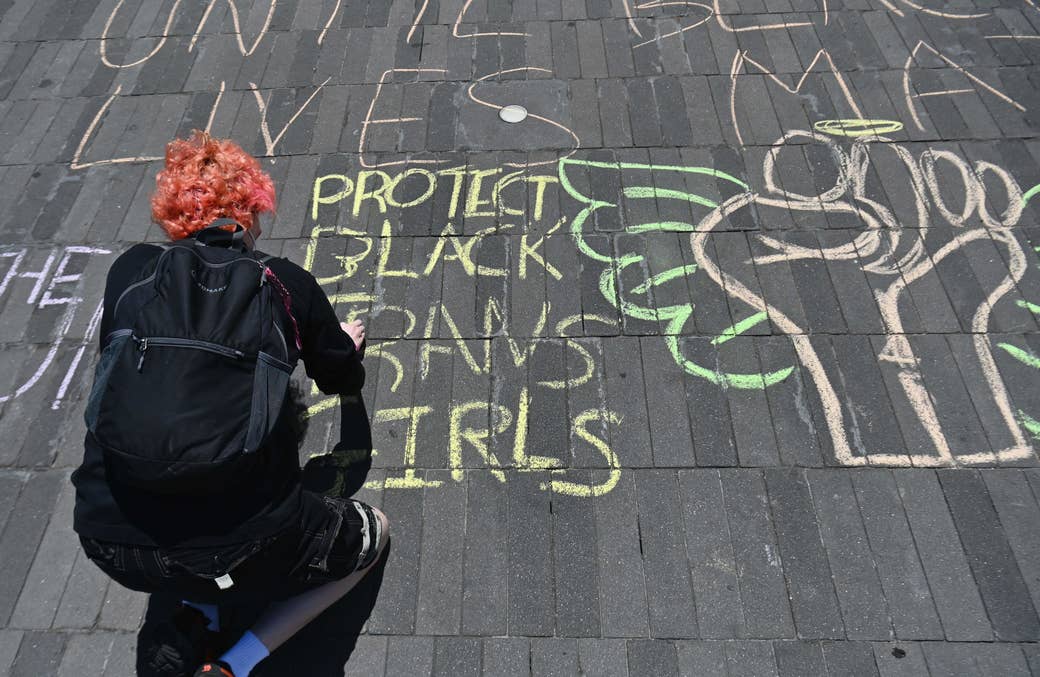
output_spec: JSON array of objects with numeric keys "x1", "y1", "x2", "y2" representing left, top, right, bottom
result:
[
  {"x1": 903, "y1": 41, "x2": 1026, "y2": 132},
  {"x1": 876, "y1": 0, "x2": 988, "y2": 19},
  {"x1": 632, "y1": 2, "x2": 713, "y2": 48},
  {"x1": 70, "y1": 85, "x2": 163, "y2": 170},
  {"x1": 406, "y1": 0, "x2": 430, "y2": 44},
  {"x1": 683, "y1": 130, "x2": 1033, "y2": 466},
  {"x1": 318, "y1": 0, "x2": 342, "y2": 45},
  {"x1": 814, "y1": 120, "x2": 905, "y2": 138},
  {"x1": 301, "y1": 173, "x2": 622, "y2": 495},
  {"x1": 729, "y1": 50, "x2": 863, "y2": 146},
  {"x1": 0, "y1": 247, "x2": 113, "y2": 407},
  {"x1": 1023, "y1": 184, "x2": 1040, "y2": 207},
  {"x1": 359, "y1": 69, "x2": 449, "y2": 168},
  {"x1": 249, "y1": 78, "x2": 331, "y2": 156},
  {"x1": 101, "y1": 0, "x2": 276, "y2": 68},
  {"x1": 100, "y1": 0, "x2": 185, "y2": 68},
  {"x1": 557, "y1": 158, "x2": 797, "y2": 390},
  {"x1": 71, "y1": 74, "x2": 325, "y2": 169},
  {"x1": 451, "y1": 0, "x2": 528, "y2": 39},
  {"x1": 466, "y1": 69, "x2": 581, "y2": 167},
  {"x1": 629, "y1": 0, "x2": 827, "y2": 45}
]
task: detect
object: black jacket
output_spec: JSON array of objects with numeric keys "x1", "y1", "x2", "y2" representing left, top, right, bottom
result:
[{"x1": 72, "y1": 242, "x2": 363, "y2": 548}]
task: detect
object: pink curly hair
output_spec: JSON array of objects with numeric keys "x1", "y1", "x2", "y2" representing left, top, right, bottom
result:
[{"x1": 151, "y1": 131, "x2": 275, "y2": 240}]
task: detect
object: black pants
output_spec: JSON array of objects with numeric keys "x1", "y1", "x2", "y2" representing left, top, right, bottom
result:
[{"x1": 81, "y1": 492, "x2": 381, "y2": 605}]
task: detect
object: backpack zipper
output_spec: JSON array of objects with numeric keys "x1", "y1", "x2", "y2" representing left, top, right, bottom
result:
[
  {"x1": 133, "y1": 335, "x2": 246, "y2": 372},
  {"x1": 114, "y1": 251, "x2": 266, "y2": 317}
]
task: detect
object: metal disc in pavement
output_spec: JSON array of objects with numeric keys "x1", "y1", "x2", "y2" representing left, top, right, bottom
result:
[{"x1": 499, "y1": 105, "x2": 528, "y2": 123}]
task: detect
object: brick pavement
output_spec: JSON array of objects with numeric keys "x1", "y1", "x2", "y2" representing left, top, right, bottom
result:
[{"x1": 3, "y1": 0, "x2": 1040, "y2": 674}]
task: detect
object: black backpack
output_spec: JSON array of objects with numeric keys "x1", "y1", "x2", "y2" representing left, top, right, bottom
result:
[{"x1": 85, "y1": 220, "x2": 300, "y2": 494}]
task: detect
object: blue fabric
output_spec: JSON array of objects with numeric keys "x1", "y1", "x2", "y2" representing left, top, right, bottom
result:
[
  {"x1": 220, "y1": 630, "x2": 270, "y2": 677},
  {"x1": 183, "y1": 600, "x2": 219, "y2": 631}
]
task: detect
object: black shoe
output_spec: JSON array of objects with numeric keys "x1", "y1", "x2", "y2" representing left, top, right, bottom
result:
[
  {"x1": 137, "y1": 604, "x2": 220, "y2": 677},
  {"x1": 193, "y1": 660, "x2": 235, "y2": 676}
]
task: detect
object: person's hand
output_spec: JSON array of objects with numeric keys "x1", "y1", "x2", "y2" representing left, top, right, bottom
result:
[{"x1": 341, "y1": 319, "x2": 366, "y2": 352}]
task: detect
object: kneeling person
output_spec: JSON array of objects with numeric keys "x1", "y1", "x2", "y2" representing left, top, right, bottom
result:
[{"x1": 72, "y1": 132, "x2": 389, "y2": 677}]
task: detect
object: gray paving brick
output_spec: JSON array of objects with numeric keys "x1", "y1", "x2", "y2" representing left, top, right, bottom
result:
[
  {"x1": 86, "y1": 165, "x2": 150, "y2": 244},
  {"x1": 821, "y1": 641, "x2": 879, "y2": 677},
  {"x1": 367, "y1": 484, "x2": 423, "y2": 634},
  {"x1": 433, "y1": 636, "x2": 481, "y2": 677},
  {"x1": 385, "y1": 635, "x2": 435, "y2": 677},
  {"x1": 677, "y1": 76, "x2": 724, "y2": 147},
  {"x1": 0, "y1": 630, "x2": 23, "y2": 675},
  {"x1": 507, "y1": 471, "x2": 554, "y2": 636},
  {"x1": 597, "y1": 79, "x2": 632, "y2": 148},
  {"x1": 972, "y1": 643, "x2": 1031, "y2": 677},
  {"x1": 725, "y1": 640, "x2": 778, "y2": 677},
  {"x1": 568, "y1": 79, "x2": 602, "y2": 149},
  {"x1": 525, "y1": 341, "x2": 570, "y2": 468},
  {"x1": 639, "y1": 337, "x2": 695, "y2": 467},
  {"x1": 773, "y1": 640, "x2": 826, "y2": 677},
  {"x1": 657, "y1": 20, "x2": 694, "y2": 76},
  {"x1": 634, "y1": 470, "x2": 697, "y2": 638},
  {"x1": 57, "y1": 632, "x2": 114, "y2": 676},
  {"x1": 0, "y1": 470, "x2": 63, "y2": 626},
  {"x1": 10, "y1": 477, "x2": 77, "y2": 630},
  {"x1": 720, "y1": 469, "x2": 795, "y2": 639},
  {"x1": 626, "y1": 78, "x2": 662, "y2": 147},
  {"x1": 720, "y1": 338, "x2": 781, "y2": 467},
  {"x1": 757, "y1": 337, "x2": 824, "y2": 467},
  {"x1": 592, "y1": 469, "x2": 650, "y2": 638},
  {"x1": 895, "y1": 470, "x2": 992, "y2": 641},
  {"x1": 10, "y1": 630, "x2": 65, "y2": 677},
  {"x1": 462, "y1": 471, "x2": 508, "y2": 636},
  {"x1": 921, "y1": 642, "x2": 982, "y2": 677},
  {"x1": 551, "y1": 472, "x2": 601, "y2": 636},
  {"x1": 270, "y1": 155, "x2": 322, "y2": 239},
  {"x1": 415, "y1": 470, "x2": 466, "y2": 635},
  {"x1": 677, "y1": 339, "x2": 737, "y2": 468},
  {"x1": 3, "y1": 100, "x2": 61, "y2": 166},
  {"x1": 983, "y1": 470, "x2": 1040, "y2": 617},
  {"x1": 97, "y1": 581, "x2": 146, "y2": 631},
  {"x1": 765, "y1": 468, "x2": 844, "y2": 639},
  {"x1": 628, "y1": 639, "x2": 678, "y2": 677},
  {"x1": 852, "y1": 470, "x2": 943, "y2": 640},
  {"x1": 813, "y1": 231, "x2": 885, "y2": 335},
  {"x1": 52, "y1": 549, "x2": 109, "y2": 629},
  {"x1": 0, "y1": 472, "x2": 24, "y2": 536},
  {"x1": 747, "y1": 236, "x2": 809, "y2": 333},
  {"x1": 939, "y1": 470, "x2": 1040, "y2": 641},
  {"x1": 550, "y1": 21, "x2": 580, "y2": 80},
  {"x1": 1025, "y1": 644, "x2": 1040, "y2": 676},
  {"x1": 806, "y1": 470, "x2": 892, "y2": 641},
  {"x1": 872, "y1": 642, "x2": 929, "y2": 677},
  {"x1": 531, "y1": 638, "x2": 579, "y2": 677},
  {"x1": 631, "y1": 20, "x2": 663, "y2": 77},
  {"x1": 783, "y1": 237, "x2": 847, "y2": 335},
  {"x1": 577, "y1": 638, "x2": 628, "y2": 677},
  {"x1": 575, "y1": 234, "x2": 618, "y2": 334},
  {"x1": 575, "y1": 22, "x2": 608, "y2": 78},
  {"x1": 827, "y1": 335, "x2": 911, "y2": 463},
  {"x1": 653, "y1": 76, "x2": 692, "y2": 147},
  {"x1": 343, "y1": 635, "x2": 387, "y2": 677},
  {"x1": 678, "y1": 470, "x2": 745, "y2": 638},
  {"x1": 483, "y1": 637, "x2": 529, "y2": 677},
  {"x1": 862, "y1": 336, "x2": 936, "y2": 462},
  {"x1": 675, "y1": 641, "x2": 725, "y2": 677}
]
